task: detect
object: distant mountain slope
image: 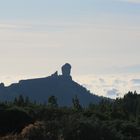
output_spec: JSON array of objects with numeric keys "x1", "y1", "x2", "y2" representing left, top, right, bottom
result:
[{"x1": 0, "y1": 64, "x2": 106, "y2": 106}]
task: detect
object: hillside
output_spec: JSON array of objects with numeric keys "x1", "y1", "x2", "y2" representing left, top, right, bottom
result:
[{"x1": 0, "y1": 63, "x2": 104, "y2": 106}]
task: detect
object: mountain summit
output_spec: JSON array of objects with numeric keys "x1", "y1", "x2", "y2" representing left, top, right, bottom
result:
[{"x1": 0, "y1": 64, "x2": 104, "y2": 106}]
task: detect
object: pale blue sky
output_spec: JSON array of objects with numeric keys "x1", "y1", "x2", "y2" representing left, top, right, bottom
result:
[
  {"x1": 0, "y1": 0, "x2": 140, "y2": 21},
  {"x1": 0, "y1": 0, "x2": 140, "y2": 98}
]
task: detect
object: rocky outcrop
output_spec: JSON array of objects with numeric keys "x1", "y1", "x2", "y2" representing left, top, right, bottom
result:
[{"x1": 62, "y1": 63, "x2": 71, "y2": 76}]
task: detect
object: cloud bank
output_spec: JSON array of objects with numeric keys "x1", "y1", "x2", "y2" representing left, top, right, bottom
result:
[{"x1": 74, "y1": 73, "x2": 140, "y2": 99}]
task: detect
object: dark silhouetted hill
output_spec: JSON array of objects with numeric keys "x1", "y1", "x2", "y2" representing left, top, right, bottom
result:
[{"x1": 0, "y1": 64, "x2": 106, "y2": 106}]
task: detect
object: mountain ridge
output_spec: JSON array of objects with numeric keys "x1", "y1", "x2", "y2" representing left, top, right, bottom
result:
[{"x1": 0, "y1": 63, "x2": 107, "y2": 106}]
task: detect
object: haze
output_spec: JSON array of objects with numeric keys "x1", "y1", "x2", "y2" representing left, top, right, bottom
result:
[{"x1": 0, "y1": 0, "x2": 140, "y2": 98}]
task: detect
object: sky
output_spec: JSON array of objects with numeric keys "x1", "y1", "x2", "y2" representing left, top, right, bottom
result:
[{"x1": 0, "y1": 0, "x2": 140, "y2": 98}]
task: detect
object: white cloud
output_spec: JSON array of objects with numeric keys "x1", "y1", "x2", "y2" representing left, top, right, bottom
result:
[{"x1": 74, "y1": 73, "x2": 140, "y2": 98}]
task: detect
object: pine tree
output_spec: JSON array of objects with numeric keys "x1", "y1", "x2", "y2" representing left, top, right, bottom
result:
[
  {"x1": 72, "y1": 95, "x2": 82, "y2": 111},
  {"x1": 18, "y1": 95, "x2": 25, "y2": 106},
  {"x1": 47, "y1": 96, "x2": 58, "y2": 108}
]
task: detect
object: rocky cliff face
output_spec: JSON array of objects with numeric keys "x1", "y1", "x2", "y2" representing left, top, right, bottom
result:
[{"x1": 0, "y1": 64, "x2": 104, "y2": 106}]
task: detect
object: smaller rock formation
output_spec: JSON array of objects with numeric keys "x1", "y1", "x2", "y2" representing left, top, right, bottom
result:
[{"x1": 51, "y1": 71, "x2": 58, "y2": 77}]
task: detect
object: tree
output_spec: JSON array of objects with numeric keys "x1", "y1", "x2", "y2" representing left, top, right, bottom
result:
[
  {"x1": 14, "y1": 95, "x2": 25, "y2": 106},
  {"x1": 47, "y1": 96, "x2": 58, "y2": 108},
  {"x1": 72, "y1": 96, "x2": 82, "y2": 111},
  {"x1": 14, "y1": 97, "x2": 18, "y2": 105},
  {"x1": 25, "y1": 96, "x2": 30, "y2": 106}
]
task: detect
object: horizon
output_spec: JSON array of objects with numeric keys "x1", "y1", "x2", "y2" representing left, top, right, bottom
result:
[{"x1": 0, "y1": 0, "x2": 140, "y2": 98}]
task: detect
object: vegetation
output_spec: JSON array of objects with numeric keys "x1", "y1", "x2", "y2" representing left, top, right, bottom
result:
[{"x1": 0, "y1": 91, "x2": 140, "y2": 140}]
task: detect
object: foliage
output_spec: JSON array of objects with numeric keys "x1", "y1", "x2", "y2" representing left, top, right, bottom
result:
[
  {"x1": 0, "y1": 91, "x2": 140, "y2": 140},
  {"x1": 47, "y1": 96, "x2": 58, "y2": 108},
  {"x1": 72, "y1": 96, "x2": 82, "y2": 111}
]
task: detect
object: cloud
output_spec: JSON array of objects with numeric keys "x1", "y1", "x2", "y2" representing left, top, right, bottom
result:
[
  {"x1": 0, "y1": 22, "x2": 32, "y2": 31},
  {"x1": 0, "y1": 19, "x2": 140, "y2": 77},
  {"x1": 106, "y1": 89, "x2": 120, "y2": 98},
  {"x1": 131, "y1": 79, "x2": 140, "y2": 85},
  {"x1": 99, "y1": 78, "x2": 106, "y2": 84},
  {"x1": 75, "y1": 73, "x2": 140, "y2": 99},
  {"x1": 113, "y1": 79, "x2": 127, "y2": 85}
]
